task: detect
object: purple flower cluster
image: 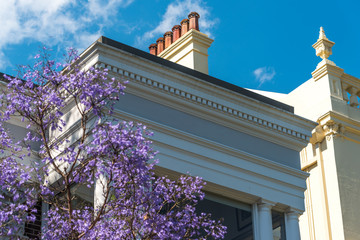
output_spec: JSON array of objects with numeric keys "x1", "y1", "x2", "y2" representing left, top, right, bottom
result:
[
  {"x1": 0, "y1": 122, "x2": 37, "y2": 237},
  {"x1": 0, "y1": 49, "x2": 226, "y2": 239}
]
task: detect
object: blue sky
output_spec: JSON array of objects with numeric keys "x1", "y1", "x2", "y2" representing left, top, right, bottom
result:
[{"x1": 1, "y1": 0, "x2": 359, "y2": 94}]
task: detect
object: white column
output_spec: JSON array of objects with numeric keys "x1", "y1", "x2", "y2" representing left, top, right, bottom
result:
[
  {"x1": 285, "y1": 210, "x2": 301, "y2": 240},
  {"x1": 94, "y1": 174, "x2": 107, "y2": 212},
  {"x1": 258, "y1": 202, "x2": 274, "y2": 240}
]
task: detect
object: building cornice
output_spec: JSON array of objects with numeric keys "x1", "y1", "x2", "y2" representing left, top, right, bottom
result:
[
  {"x1": 99, "y1": 60, "x2": 312, "y2": 149},
  {"x1": 87, "y1": 36, "x2": 294, "y2": 112},
  {"x1": 308, "y1": 110, "x2": 360, "y2": 147},
  {"x1": 320, "y1": 111, "x2": 360, "y2": 138},
  {"x1": 78, "y1": 39, "x2": 315, "y2": 150},
  {"x1": 311, "y1": 62, "x2": 344, "y2": 81}
]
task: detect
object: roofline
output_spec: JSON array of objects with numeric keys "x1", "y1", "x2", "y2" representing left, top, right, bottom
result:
[
  {"x1": 0, "y1": 72, "x2": 10, "y2": 84},
  {"x1": 97, "y1": 36, "x2": 294, "y2": 113}
]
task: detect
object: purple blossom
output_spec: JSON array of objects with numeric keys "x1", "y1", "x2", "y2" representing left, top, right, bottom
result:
[{"x1": 0, "y1": 49, "x2": 226, "y2": 239}]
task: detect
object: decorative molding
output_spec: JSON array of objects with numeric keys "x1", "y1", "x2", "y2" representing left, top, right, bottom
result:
[
  {"x1": 311, "y1": 62, "x2": 344, "y2": 82},
  {"x1": 89, "y1": 40, "x2": 315, "y2": 133},
  {"x1": 323, "y1": 120, "x2": 345, "y2": 141},
  {"x1": 310, "y1": 120, "x2": 345, "y2": 143},
  {"x1": 95, "y1": 62, "x2": 310, "y2": 143},
  {"x1": 317, "y1": 111, "x2": 360, "y2": 145}
]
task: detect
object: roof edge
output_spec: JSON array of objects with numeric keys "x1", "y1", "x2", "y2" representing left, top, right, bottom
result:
[{"x1": 97, "y1": 36, "x2": 294, "y2": 113}]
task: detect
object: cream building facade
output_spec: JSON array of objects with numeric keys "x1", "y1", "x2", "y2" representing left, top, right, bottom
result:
[
  {"x1": 1, "y1": 13, "x2": 324, "y2": 240},
  {"x1": 253, "y1": 28, "x2": 360, "y2": 240},
  {"x1": 68, "y1": 13, "x2": 315, "y2": 239}
]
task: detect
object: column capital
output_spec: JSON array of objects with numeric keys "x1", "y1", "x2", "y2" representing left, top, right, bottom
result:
[
  {"x1": 258, "y1": 199, "x2": 276, "y2": 208},
  {"x1": 285, "y1": 207, "x2": 303, "y2": 215},
  {"x1": 285, "y1": 209, "x2": 302, "y2": 222}
]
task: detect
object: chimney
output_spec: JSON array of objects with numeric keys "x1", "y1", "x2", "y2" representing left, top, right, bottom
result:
[
  {"x1": 172, "y1": 25, "x2": 181, "y2": 42},
  {"x1": 156, "y1": 37, "x2": 164, "y2": 54},
  {"x1": 180, "y1": 19, "x2": 189, "y2": 36},
  {"x1": 188, "y1": 12, "x2": 200, "y2": 31},
  {"x1": 153, "y1": 12, "x2": 213, "y2": 74},
  {"x1": 164, "y1": 31, "x2": 173, "y2": 48},
  {"x1": 149, "y1": 43, "x2": 157, "y2": 55}
]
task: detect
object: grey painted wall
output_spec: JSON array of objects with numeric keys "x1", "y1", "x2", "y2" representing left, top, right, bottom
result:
[
  {"x1": 115, "y1": 93, "x2": 300, "y2": 169},
  {"x1": 4, "y1": 122, "x2": 41, "y2": 151}
]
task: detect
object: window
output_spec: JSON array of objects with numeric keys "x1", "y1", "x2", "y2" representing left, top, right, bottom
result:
[
  {"x1": 196, "y1": 198, "x2": 253, "y2": 240},
  {"x1": 272, "y1": 210, "x2": 286, "y2": 240},
  {"x1": 24, "y1": 201, "x2": 42, "y2": 240}
]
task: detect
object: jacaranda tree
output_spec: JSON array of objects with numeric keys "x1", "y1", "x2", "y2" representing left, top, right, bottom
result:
[{"x1": 0, "y1": 48, "x2": 226, "y2": 239}]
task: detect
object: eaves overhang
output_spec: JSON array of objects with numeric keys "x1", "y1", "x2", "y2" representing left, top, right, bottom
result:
[
  {"x1": 77, "y1": 36, "x2": 316, "y2": 149},
  {"x1": 96, "y1": 36, "x2": 294, "y2": 113}
]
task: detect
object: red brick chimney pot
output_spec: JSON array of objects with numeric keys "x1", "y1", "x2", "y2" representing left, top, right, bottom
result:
[
  {"x1": 156, "y1": 37, "x2": 164, "y2": 54},
  {"x1": 172, "y1": 25, "x2": 181, "y2": 42},
  {"x1": 180, "y1": 19, "x2": 189, "y2": 36},
  {"x1": 149, "y1": 43, "x2": 157, "y2": 55},
  {"x1": 188, "y1": 12, "x2": 200, "y2": 31},
  {"x1": 164, "y1": 31, "x2": 173, "y2": 48}
]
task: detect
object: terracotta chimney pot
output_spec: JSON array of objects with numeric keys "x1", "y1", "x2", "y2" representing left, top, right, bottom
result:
[
  {"x1": 180, "y1": 19, "x2": 189, "y2": 36},
  {"x1": 149, "y1": 43, "x2": 157, "y2": 55},
  {"x1": 172, "y1": 25, "x2": 181, "y2": 42},
  {"x1": 164, "y1": 31, "x2": 173, "y2": 48},
  {"x1": 156, "y1": 37, "x2": 165, "y2": 54},
  {"x1": 188, "y1": 12, "x2": 200, "y2": 31}
]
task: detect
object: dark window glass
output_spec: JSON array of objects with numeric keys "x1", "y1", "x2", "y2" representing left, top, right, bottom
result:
[
  {"x1": 24, "y1": 201, "x2": 42, "y2": 240},
  {"x1": 196, "y1": 198, "x2": 253, "y2": 240},
  {"x1": 272, "y1": 210, "x2": 286, "y2": 240}
]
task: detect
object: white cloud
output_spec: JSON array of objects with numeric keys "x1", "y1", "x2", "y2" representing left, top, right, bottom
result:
[
  {"x1": 253, "y1": 67, "x2": 276, "y2": 87},
  {"x1": 87, "y1": 0, "x2": 134, "y2": 20},
  {"x1": 136, "y1": 0, "x2": 218, "y2": 47},
  {"x1": 0, "y1": 0, "x2": 134, "y2": 70},
  {"x1": 0, "y1": 52, "x2": 9, "y2": 70}
]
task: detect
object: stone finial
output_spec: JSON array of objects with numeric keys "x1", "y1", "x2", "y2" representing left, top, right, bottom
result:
[
  {"x1": 319, "y1": 27, "x2": 328, "y2": 40},
  {"x1": 312, "y1": 27, "x2": 335, "y2": 60}
]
